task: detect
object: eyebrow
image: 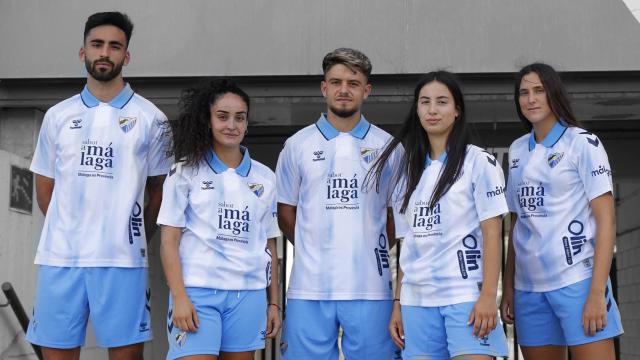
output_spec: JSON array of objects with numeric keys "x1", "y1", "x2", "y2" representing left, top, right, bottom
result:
[
  {"x1": 419, "y1": 95, "x2": 450, "y2": 100},
  {"x1": 215, "y1": 110, "x2": 247, "y2": 115},
  {"x1": 89, "y1": 39, "x2": 125, "y2": 47}
]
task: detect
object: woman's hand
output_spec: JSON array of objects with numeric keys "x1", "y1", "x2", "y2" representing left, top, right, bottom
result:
[
  {"x1": 265, "y1": 304, "x2": 282, "y2": 338},
  {"x1": 171, "y1": 293, "x2": 199, "y2": 333},
  {"x1": 582, "y1": 291, "x2": 608, "y2": 336},
  {"x1": 389, "y1": 301, "x2": 405, "y2": 349},
  {"x1": 469, "y1": 293, "x2": 498, "y2": 338}
]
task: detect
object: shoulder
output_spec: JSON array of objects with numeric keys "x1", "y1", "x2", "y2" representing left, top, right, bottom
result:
[
  {"x1": 365, "y1": 123, "x2": 393, "y2": 143},
  {"x1": 128, "y1": 93, "x2": 167, "y2": 121},
  {"x1": 509, "y1": 133, "x2": 530, "y2": 153},
  {"x1": 44, "y1": 94, "x2": 83, "y2": 121},
  {"x1": 250, "y1": 160, "x2": 276, "y2": 182},
  {"x1": 283, "y1": 123, "x2": 319, "y2": 149},
  {"x1": 564, "y1": 126, "x2": 602, "y2": 149}
]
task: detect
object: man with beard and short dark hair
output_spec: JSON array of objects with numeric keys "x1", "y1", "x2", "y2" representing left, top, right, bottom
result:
[
  {"x1": 26, "y1": 12, "x2": 171, "y2": 360},
  {"x1": 276, "y1": 48, "x2": 400, "y2": 359}
]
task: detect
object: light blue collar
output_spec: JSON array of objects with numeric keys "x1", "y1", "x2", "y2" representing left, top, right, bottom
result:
[
  {"x1": 315, "y1": 113, "x2": 371, "y2": 141},
  {"x1": 425, "y1": 151, "x2": 448, "y2": 167},
  {"x1": 528, "y1": 120, "x2": 567, "y2": 151},
  {"x1": 80, "y1": 83, "x2": 135, "y2": 109},
  {"x1": 206, "y1": 146, "x2": 251, "y2": 177}
]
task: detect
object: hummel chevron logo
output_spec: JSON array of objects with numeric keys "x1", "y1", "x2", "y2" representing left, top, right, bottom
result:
[
  {"x1": 483, "y1": 151, "x2": 497, "y2": 166},
  {"x1": 580, "y1": 131, "x2": 600, "y2": 147}
]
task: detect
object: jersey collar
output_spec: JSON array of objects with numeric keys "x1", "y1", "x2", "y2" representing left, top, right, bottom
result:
[
  {"x1": 315, "y1": 113, "x2": 371, "y2": 141},
  {"x1": 528, "y1": 120, "x2": 567, "y2": 151},
  {"x1": 206, "y1": 146, "x2": 252, "y2": 177},
  {"x1": 425, "y1": 151, "x2": 448, "y2": 167},
  {"x1": 80, "y1": 83, "x2": 135, "y2": 109}
]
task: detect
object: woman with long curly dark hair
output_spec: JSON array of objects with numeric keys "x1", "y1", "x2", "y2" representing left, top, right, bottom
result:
[
  {"x1": 157, "y1": 79, "x2": 281, "y2": 360},
  {"x1": 368, "y1": 71, "x2": 508, "y2": 359}
]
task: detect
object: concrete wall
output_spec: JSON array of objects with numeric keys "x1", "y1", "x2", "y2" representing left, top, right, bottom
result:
[
  {"x1": 616, "y1": 180, "x2": 640, "y2": 360},
  {"x1": 0, "y1": 149, "x2": 42, "y2": 359},
  {"x1": 2, "y1": 0, "x2": 640, "y2": 79}
]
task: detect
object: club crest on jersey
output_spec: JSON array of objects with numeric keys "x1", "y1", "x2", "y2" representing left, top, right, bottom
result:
[
  {"x1": 70, "y1": 119, "x2": 83, "y2": 129},
  {"x1": 249, "y1": 183, "x2": 264, "y2": 197},
  {"x1": 118, "y1": 116, "x2": 137, "y2": 133},
  {"x1": 360, "y1": 147, "x2": 380, "y2": 164},
  {"x1": 548, "y1": 152, "x2": 564, "y2": 168},
  {"x1": 313, "y1": 150, "x2": 325, "y2": 161}
]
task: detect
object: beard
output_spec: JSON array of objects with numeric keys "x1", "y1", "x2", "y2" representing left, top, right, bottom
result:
[
  {"x1": 85, "y1": 57, "x2": 124, "y2": 82},
  {"x1": 328, "y1": 104, "x2": 359, "y2": 119}
]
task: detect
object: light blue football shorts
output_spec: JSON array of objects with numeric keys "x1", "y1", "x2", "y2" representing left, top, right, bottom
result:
[
  {"x1": 515, "y1": 277, "x2": 623, "y2": 347},
  {"x1": 26, "y1": 265, "x2": 152, "y2": 348},
  {"x1": 401, "y1": 301, "x2": 508, "y2": 360},
  {"x1": 166, "y1": 288, "x2": 267, "y2": 359},
  {"x1": 281, "y1": 299, "x2": 399, "y2": 360}
]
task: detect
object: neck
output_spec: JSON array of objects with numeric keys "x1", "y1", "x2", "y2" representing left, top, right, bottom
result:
[
  {"x1": 213, "y1": 144, "x2": 243, "y2": 168},
  {"x1": 428, "y1": 134, "x2": 448, "y2": 161},
  {"x1": 86, "y1": 76, "x2": 126, "y2": 103},
  {"x1": 532, "y1": 116, "x2": 558, "y2": 143},
  {"x1": 326, "y1": 109, "x2": 361, "y2": 133}
]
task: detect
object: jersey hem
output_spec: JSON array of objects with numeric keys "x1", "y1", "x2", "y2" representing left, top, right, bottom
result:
[
  {"x1": 29, "y1": 166, "x2": 54, "y2": 179},
  {"x1": 286, "y1": 291, "x2": 392, "y2": 300},
  {"x1": 183, "y1": 281, "x2": 267, "y2": 291},
  {"x1": 515, "y1": 272, "x2": 592, "y2": 292},
  {"x1": 400, "y1": 294, "x2": 479, "y2": 307},
  {"x1": 34, "y1": 259, "x2": 148, "y2": 268},
  {"x1": 276, "y1": 198, "x2": 298, "y2": 206},
  {"x1": 587, "y1": 185, "x2": 613, "y2": 202}
]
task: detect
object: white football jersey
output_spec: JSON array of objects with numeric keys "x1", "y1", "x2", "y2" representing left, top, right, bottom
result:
[
  {"x1": 276, "y1": 114, "x2": 396, "y2": 300},
  {"x1": 506, "y1": 122, "x2": 612, "y2": 292},
  {"x1": 30, "y1": 84, "x2": 172, "y2": 267},
  {"x1": 157, "y1": 147, "x2": 280, "y2": 290},
  {"x1": 395, "y1": 145, "x2": 508, "y2": 307}
]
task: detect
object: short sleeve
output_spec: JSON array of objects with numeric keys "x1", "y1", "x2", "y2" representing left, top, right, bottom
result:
[
  {"x1": 275, "y1": 139, "x2": 301, "y2": 206},
  {"x1": 157, "y1": 163, "x2": 190, "y2": 228},
  {"x1": 472, "y1": 151, "x2": 509, "y2": 221},
  {"x1": 147, "y1": 114, "x2": 173, "y2": 176},
  {"x1": 574, "y1": 132, "x2": 613, "y2": 201},
  {"x1": 30, "y1": 110, "x2": 57, "y2": 178}
]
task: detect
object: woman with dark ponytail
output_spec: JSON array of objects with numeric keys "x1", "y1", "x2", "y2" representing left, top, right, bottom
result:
[
  {"x1": 501, "y1": 63, "x2": 623, "y2": 360},
  {"x1": 368, "y1": 71, "x2": 508, "y2": 359},
  {"x1": 157, "y1": 79, "x2": 282, "y2": 360}
]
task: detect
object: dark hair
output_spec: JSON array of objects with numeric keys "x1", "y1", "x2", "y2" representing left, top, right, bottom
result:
[
  {"x1": 84, "y1": 12, "x2": 134, "y2": 46},
  {"x1": 366, "y1": 71, "x2": 469, "y2": 213},
  {"x1": 171, "y1": 79, "x2": 250, "y2": 166},
  {"x1": 514, "y1": 63, "x2": 580, "y2": 130},
  {"x1": 322, "y1": 48, "x2": 372, "y2": 80}
]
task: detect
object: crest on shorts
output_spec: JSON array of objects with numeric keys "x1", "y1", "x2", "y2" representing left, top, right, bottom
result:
[
  {"x1": 175, "y1": 331, "x2": 187, "y2": 348},
  {"x1": 249, "y1": 183, "x2": 264, "y2": 197},
  {"x1": 119, "y1": 116, "x2": 137, "y2": 133},
  {"x1": 548, "y1": 152, "x2": 564, "y2": 168},
  {"x1": 360, "y1": 147, "x2": 380, "y2": 164}
]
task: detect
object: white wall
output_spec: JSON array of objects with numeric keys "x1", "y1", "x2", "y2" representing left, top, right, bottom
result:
[
  {"x1": 616, "y1": 180, "x2": 640, "y2": 360},
  {"x1": 0, "y1": 149, "x2": 42, "y2": 359},
  {"x1": 1, "y1": 0, "x2": 640, "y2": 79}
]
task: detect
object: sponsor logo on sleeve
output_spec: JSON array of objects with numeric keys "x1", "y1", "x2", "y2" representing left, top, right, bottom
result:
[
  {"x1": 486, "y1": 185, "x2": 505, "y2": 198},
  {"x1": 591, "y1": 165, "x2": 612, "y2": 177}
]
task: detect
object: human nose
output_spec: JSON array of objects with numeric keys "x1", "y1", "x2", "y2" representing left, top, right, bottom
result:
[{"x1": 427, "y1": 102, "x2": 437, "y2": 114}]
